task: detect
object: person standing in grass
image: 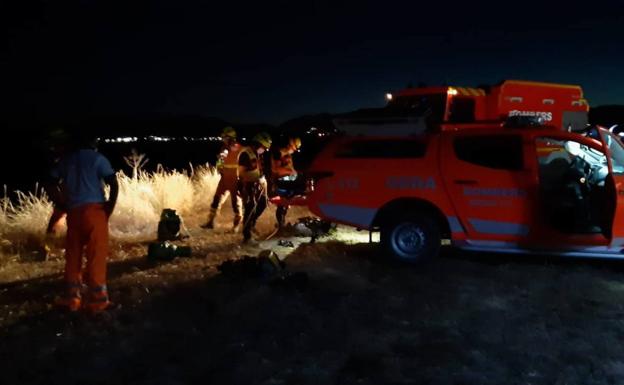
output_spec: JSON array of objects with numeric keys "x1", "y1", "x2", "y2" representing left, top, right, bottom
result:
[
  {"x1": 202, "y1": 126, "x2": 243, "y2": 231},
  {"x1": 46, "y1": 132, "x2": 118, "y2": 314}
]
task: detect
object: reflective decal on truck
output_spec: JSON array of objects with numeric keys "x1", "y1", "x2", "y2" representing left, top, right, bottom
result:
[
  {"x1": 318, "y1": 203, "x2": 376, "y2": 228},
  {"x1": 468, "y1": 200, "x2": 514, "y2": 207},
  {"x1": 386, "y1": 176, "x2": 436, "y2": 190},
  {"x1": 447, "y1": 216, "x2": 465, "y2": 234},
  {"x1": 327, "y1": 178, "x2": 360, "y2": 191},
  {"x1": 468, "y1": 218, "x2": 529, "y2": 236},
  {"x1": 508, "y1": 110, "x2": 553, "y2": 121},
  {"x1": 463, "y1": 187, "x2": 527, "y2": 198},
  {"x1": 336, "y1": 178, "x2": 359, "y2": 190}
]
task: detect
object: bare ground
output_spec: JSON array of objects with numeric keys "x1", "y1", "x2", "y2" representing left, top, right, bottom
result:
[{"x1": 3, "y1": 207, "x2": 624, "y2": 384}]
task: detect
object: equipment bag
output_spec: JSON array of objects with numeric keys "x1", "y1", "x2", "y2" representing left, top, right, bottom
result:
[{"x1": 157, "y1": 208, "x2": 181, "y2": 241}]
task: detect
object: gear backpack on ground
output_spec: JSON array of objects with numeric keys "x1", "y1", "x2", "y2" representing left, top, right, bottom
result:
[{"x1": 157, "y1": 208, "x2": 181, "y2": 241}]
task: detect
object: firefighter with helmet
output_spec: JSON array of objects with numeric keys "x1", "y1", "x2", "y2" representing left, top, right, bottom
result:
[
  {"x1": 269, "y1": 136, "x2": 302, "y2": 229},
  {"x1": 202, "y1": 126, "x2": 243, "y2": 231},
  {"x1": 238, "y1": 131, "x2": 272, "y2": 243}
]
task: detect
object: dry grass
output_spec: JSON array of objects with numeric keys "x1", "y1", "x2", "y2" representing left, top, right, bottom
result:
[
  {"x1": 109, "y1": 165, "x2": 219, "y2": 240},
  {"x1": 0, "y1": 188, "x2": 55, "y2": 255},
  {"x1": 0, "y1": 165, "x2": 220, "y2": 253}
]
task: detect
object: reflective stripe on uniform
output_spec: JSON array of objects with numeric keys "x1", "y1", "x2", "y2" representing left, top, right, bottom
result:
[
  {"x1": 224, "y1": 143, "x2": 241, "y2": 169},
  {"x1": 90, "y1": 284, "x2": 107, "y2": 293},
  {"x1": 89, "y1": 295, "x2": 109, "y2": 303},
  {"x1": 240, "y1": 169, "x2": 260, "y2": 182},
  {"x1": 239, "y1": 147, "x2": 261, "y2": 182}
]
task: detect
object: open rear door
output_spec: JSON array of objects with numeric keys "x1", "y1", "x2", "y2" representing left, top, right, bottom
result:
[{"x1": 599, "y1": 129, "x2": 624, "y2": 247}]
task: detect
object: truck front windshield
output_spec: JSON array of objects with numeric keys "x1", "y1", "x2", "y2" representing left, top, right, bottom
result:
[{"x1": 386, "y1": 94, "x2": 447, "y2": 123}]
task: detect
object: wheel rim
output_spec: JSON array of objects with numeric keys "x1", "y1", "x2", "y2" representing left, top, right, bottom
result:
[{"x1": 391, "y1": 222, "x2": 426, "y2": 258}]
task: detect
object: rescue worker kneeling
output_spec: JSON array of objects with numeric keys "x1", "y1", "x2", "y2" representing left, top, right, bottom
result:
[{"x1": 238, "y1": 132, "x2": 272, "y2": 243}]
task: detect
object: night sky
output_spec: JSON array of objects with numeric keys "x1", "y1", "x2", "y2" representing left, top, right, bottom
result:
[{"x1": 6, "y1": 0, "x2": 624, "y2": 126}]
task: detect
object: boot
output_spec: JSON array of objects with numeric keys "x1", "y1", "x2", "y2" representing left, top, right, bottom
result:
[
  {"x1": 54, "y1": 282, "x2": 82, "y2": 312},
  {"x1": 242, "y1": 228, "x2": 252, "y2": 243},
  {"x1": 251, "y1": 218, "x2": 261, "y2": 236},
  {"x1": 84, "y1": 285, "x2": 111, "y2": 314},
  {"x1": 54, "y1": 295, "x2": 81, "y2": 312},
  {"x1": 232, "y1": 214, "x2": 242, "y2": 232},
  {"x1": 201, "y1": 207, "x2": 218, "y2": 229},
  {"x1": 276, "y1": 209, "x2": 286, "y2": 229}
]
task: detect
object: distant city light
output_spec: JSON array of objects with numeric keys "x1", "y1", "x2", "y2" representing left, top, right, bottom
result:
[
  {"x1": 101, "y1": 136, "x2": 220, "y2": 143},
  {"x1": 103, "y1": 137, "x2": 139, "y2": 143}
]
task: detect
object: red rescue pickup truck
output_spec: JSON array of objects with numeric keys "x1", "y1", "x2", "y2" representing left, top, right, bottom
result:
[{"x1": 306, "y1": 123, "x2": 624, "y2": 263}]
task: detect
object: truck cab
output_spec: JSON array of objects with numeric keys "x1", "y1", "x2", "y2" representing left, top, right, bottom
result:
[{"x1": 306, "y1": 124, "x2": 624, "y2": 262}]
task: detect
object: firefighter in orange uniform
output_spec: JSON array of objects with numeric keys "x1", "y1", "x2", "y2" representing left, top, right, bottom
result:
[
  {"x1": 270, "y1": 137, "x2": 301, "y2": 228},
  {"x1": 202, "y1": 126, "x2": 243, "y2": 231},
  {"x1": 238, "y1": 132, "x2": 272, "y2": 243},
  {"x1": 46, "y1": 133, "x2": 118, "y2": 313}
]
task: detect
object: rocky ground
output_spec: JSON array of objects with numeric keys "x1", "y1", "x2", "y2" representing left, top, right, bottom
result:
[{"x1": 3, "y1": 207, "x2": 624, "y2": 384}]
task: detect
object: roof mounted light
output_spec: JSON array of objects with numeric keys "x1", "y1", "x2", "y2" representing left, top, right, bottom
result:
[
  {"x1": 385, "y1": 93, "x2": 393, "y2": 101},
  {"x1": 447, "y1": 88, "x2": 458, "y2": 96}
]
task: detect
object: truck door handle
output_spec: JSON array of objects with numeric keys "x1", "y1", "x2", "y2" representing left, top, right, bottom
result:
[{"x1": 454, "y1": 179, "x2": 478, "y2": 185}]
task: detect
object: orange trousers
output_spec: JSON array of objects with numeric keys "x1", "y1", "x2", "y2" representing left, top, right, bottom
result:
[
  {"x1": 64, "y1": 203, "x2": 109, "y2": 297},
  {"x1": 211, "y1": 170, "x2": 242, "y2": 215}
]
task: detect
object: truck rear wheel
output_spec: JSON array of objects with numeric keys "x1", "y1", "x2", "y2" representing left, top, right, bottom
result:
[{"x1": 381, "y1": 214, "x2": 440, "y2": 263}]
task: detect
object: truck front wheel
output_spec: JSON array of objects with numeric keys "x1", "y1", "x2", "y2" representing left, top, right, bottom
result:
[{"x1": 381, "y1": 215, "x2": 440, "y2": 263}]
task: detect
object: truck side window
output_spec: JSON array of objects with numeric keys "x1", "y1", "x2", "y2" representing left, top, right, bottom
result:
[
  {"x1": 453, "y1": 135, "x2": 524, "y2": 170},
  {"x1": 335, "y1": 140, "x2": 428, "y2": 158},
  {"x1": 448, "y1": 97, "x2": 476, "y2": 123},
  {"x1": 604, "y1": 132, "x2": 624, "y2": 176}
]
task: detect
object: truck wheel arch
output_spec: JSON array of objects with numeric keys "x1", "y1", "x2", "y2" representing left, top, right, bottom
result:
[
  {"x1": 372, "y1": 198, "x2": 451, "y2": 239},
  {"x1": 372, "y1": 198, "x2": 450, "y2": 263}
]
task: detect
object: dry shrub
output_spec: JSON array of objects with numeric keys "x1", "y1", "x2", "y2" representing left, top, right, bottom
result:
[
  {"x1": 0, "y1": 165, "x2": 221, "y2": 248},
  {"x1": 192, "y1": 164, "x2": 221, "y2": 213},
  {"x1": 110, "y1": 170, "x2": 161, "y2": 240},
  {"x1": 0, "y1": 187, "x2": 52, "y2": 253},
  {"x1": 110, "y1": 165, "x2": 219, "y2": 240}
]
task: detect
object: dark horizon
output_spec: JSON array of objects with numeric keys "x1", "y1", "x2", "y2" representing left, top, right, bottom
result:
[{"x1": 6, "y1": 1, "x2": 624, "y2": 127}]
